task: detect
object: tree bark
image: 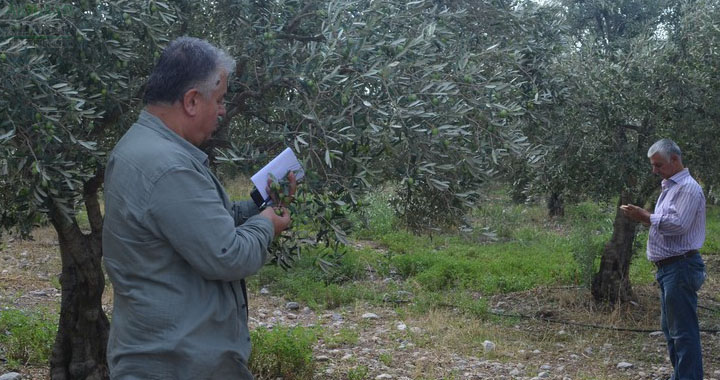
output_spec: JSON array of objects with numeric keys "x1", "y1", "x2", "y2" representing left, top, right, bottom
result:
[
  {"x1": 547, "y1": 191, "x2": 564, "y2": 217},
  {"x1": 591, "y1": 190, "x2": 638, "y2": 304},
  {"x1": 48, "y1": 187, "x2": 109, "y2": 380}
]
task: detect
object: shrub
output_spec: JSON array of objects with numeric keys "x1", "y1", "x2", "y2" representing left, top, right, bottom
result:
[
  {"x1": 0, "y1": 308, "x2": 57, "y2": 368},
  {"x1": 249, "y1": 326, "x2": 317, "y2": 380},
  {"x1": 390, "y1": 184, "x2": 467, "y2": 232}
]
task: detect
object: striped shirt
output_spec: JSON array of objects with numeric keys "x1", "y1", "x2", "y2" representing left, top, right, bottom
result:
[{"x1": 647, "y1": 168, "x2": 705, "y2": 262}]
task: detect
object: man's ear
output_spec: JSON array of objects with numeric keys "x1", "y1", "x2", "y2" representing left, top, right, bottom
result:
[{"x1": 182, "y1": 89, "x2": 201, "y2": 116}]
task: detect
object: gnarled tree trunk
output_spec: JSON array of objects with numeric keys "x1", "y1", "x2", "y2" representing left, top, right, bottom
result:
[
  {"x1": 48, "y1": 174, "x2": 109, "y2": 380},
  {"x1": 591, "y1": 190, "x2": 638, "y2": 304}
]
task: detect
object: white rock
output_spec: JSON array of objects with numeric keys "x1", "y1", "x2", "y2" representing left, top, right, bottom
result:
[
  {"x1": 285, "y1": 302, "x2": 300, "y2": 310},
  {"x1": 376, "y1": 374, "x2": 393, "y2": 379},
  {"x1": 540, "y1": 364, "x2": 552, "y2": 370},
  {"x1": 570, "y1": 354, "x2": 579, "y2": 360},
  {"x1": 532, "y1": 349, "x2": 541, "y2": 354},
  {"x1": 537, "y1": 371, "x2": 549, "y2": 378},
  {"x1": 509, "y1": 368, "x2": 521, "y2": 376},
  {"x1": 483, "y1": 340, "x2": 496, "y2": 353},
  {"x1": 410, "y1": 326, "x2": 422, "y2": 334},
  {"x1": 341, "y1": 354, "x2": 353, "y2": 361},
  {"x1": 649, "y1": 331, "x2": 664, "y2": 337},
  {"x1": 316, "y1": 355, "x2": 330, "y2": 362},
  {"x1": 0, "y1": 373, "x2": 22, "y2": 380},
  {"x1": 362, "y1": 313, "x2": 379, "y2": 319},
  {"x1": 260, "y1": 287, "x2": 270, "y2": 295},
  {"x1": 396, "y1": 323, "x2": 407, "y2": 331},
  {"x1": 616, "y1": 361, "x2": 633, "y2": 369}
]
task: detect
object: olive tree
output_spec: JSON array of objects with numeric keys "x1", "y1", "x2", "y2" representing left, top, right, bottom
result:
[
  {"x1": 0, "y1": 1, "x2": 178, "y2": 378},
  {"x1": 182, "y1": 0, "x2": 561, "y2": 241}
]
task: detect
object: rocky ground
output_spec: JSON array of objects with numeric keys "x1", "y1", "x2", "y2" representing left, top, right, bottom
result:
[{"x1": 1, "y1": 227, "x2": 720, "y2": 379}]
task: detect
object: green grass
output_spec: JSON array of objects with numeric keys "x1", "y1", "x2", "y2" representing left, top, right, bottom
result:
[
  {"x1": 249, "y1": 248, "x2": 384, "y2": 309},
  {"x1": 322, "y1": 327, "x2": 360, "y2": 349},
  {"x1": 0, "y1": 308, "x2": 57, "y2": 369},
  {"x1": 704, "y1": 206, "x2": 720, "y2": 254},
  {"x1": 346, "y1": 365, "x2": 370, "y2": 380},
  {"x1": 223, "y1": 175, "x2": 254, "y2": 201}
]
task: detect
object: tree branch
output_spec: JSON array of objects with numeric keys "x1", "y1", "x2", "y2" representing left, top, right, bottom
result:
[
  {"x1": 283, "y1": 4, "x2": 316, "y2": 34},
  {"x1": 619, "y1": 124, "x2": 640, "y2": 131},
  {"x1": 277, "y1": 32, "x2": 325, "y2": 43},
  {"x1": 83, "y1": 167, "x2": 105, "y2": 244}
]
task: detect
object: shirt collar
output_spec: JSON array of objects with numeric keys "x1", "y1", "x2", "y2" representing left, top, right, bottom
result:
[
  {"x1": 661, "y1": 168, "x2": 689, "y2": 190},
  {"x1": 137, "y1": 109, "x2": 209, "y2": 166}
]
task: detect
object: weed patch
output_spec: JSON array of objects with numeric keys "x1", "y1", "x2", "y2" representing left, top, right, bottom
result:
[
  {"x1": 0, "y1": 308, "x2": 57, "y2": 369},
  {"x1": 249, "y1": 325, "x2": 317, "y2": 380}
]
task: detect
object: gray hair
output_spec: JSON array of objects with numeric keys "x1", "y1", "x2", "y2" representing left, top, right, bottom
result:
[
  {"x1": 143, "y1": 37, "x2": 236, "y2": 105},
  {"x1": 647, "y1": 138, "x2": 682, "y2": 161}
]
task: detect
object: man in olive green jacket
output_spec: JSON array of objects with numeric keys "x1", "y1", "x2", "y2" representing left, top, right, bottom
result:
[{"x1": 103, "y1": 37, "x2": 293, "y2": 380}]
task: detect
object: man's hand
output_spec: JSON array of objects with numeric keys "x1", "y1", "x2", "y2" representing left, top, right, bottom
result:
[
  {"x1": 620, "y1": 204, "x2": 651, "y2": 226},
  {"x1": 260, "y1": 206, "x2": 291, "y2": 237}
]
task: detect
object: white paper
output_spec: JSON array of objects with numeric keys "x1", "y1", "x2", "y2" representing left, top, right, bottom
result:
[{"x1": 250, "y1": 147, "x2": 305, "y2": 202}]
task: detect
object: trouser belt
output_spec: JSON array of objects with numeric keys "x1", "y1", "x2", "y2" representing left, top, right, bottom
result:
[{"x1": 654, "y1": 250, "x2": 699, "y2": 268}]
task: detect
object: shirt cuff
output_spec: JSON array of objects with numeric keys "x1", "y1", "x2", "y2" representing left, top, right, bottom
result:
[{"x1": 649, "y1": 213, "x2": 662, "y2": 226}]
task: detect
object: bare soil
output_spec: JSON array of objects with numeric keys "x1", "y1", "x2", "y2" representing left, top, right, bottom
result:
[{"x1": 1, "y1": 226, "x2": 719, "y2": 379}]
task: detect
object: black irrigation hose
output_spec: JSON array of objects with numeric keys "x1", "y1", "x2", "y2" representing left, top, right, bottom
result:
[
  {"x1": 488, "y1": 310, "x2": 720, "y2": 334},
  {"x1": 698, "y1": 305, "x2": 720, "y2": 313}
]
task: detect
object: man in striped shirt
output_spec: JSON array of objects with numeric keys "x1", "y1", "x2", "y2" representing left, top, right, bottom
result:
[{"x1": 621, "y1": 138, "x2": 706, "y2": 380}]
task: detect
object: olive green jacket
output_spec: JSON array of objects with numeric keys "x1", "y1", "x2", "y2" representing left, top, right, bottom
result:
[{"x1": 103, "y1": 110, "x2": 272, "y2": 379}]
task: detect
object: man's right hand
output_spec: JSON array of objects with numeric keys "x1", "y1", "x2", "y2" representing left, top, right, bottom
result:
[
  {"x1": 620, "y1": 204, "x2": 651, "y2": 226},
  {"x1": 260, "y1": 207, "x2": 291, "y2": 237}
]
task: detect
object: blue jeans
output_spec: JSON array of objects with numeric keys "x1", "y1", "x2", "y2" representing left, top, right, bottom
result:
[{"x1": 656, "y1": 253, "x2": 706, "y2": 380}]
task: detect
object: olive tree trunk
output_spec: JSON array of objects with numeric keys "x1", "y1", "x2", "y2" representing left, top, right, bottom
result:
[
  {"x1": 591, "y1": 190, "x2": 639, "y2": 303},
  {"x1": 48, "y1": 175, "x2": 109, "y2": 380},
  {"x1": 547, "y1": 191, "x2": 564, "y2": 217}
]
